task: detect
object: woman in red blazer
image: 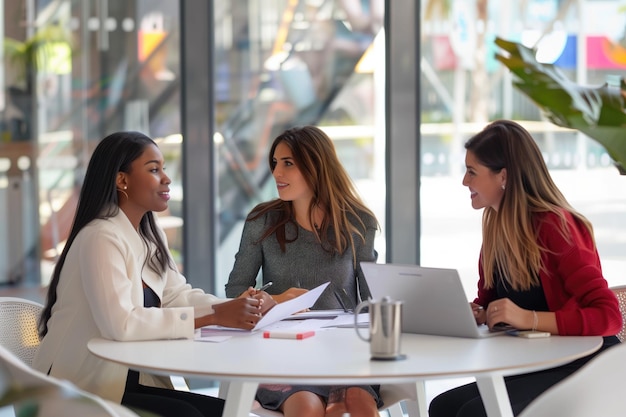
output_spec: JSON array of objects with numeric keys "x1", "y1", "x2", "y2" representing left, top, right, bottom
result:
[{"x1": 429, "y1": 120, "x2": 622, "y2": 417}]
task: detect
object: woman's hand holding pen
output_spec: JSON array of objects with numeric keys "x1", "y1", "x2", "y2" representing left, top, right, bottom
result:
[
  {"x1": 241, "y1": 282, "x2": 277, "y2": 314},
  {"x1": 239, "y1": 283, "x2": 308, "y2": 309}
]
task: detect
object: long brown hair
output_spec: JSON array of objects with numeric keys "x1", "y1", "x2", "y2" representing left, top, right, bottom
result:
[
  {"x1": 250, "y1": 126, "x2": 378, "y2": 264},
  {"x1": 465, "y1": 120, "x2": 594, "y2": 291}
]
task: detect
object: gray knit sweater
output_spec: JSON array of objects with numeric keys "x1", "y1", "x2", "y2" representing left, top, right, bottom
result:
[{"x1": 225, "y1": 208, "x2": 378, "y2": 309}]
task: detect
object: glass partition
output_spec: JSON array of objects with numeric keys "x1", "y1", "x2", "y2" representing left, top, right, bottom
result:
[
  {"x1": 419, "y1": 0, "x2": 626, "y2": 294},
  {"x1": 0, "y1": 0, "x2": 386, "y2": 291},
  {"x1": 4, "y1": 0, "x2": 623, "y2": 296},
  {"x1": 0, "y1": 0, "x2": 183, "y2": 285},
  {"x1": 212, "y1": 0, "x2": 385, "y2": 294}
]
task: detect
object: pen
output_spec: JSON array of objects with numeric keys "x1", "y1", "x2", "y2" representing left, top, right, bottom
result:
[
  {"x1": 342, "y1": 288, "x2": 355, "y2": 310},
  {"x1": 334, "y1": 291, "x2": 350, "y2": 313},
  {"x1": 258, "y1": 281, "x2": 273, "y2": 292}
]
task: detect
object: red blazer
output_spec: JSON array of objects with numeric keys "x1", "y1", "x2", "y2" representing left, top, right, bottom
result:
[{"x1": 473, "y1": 210, "x2": 622, "y2": 336}]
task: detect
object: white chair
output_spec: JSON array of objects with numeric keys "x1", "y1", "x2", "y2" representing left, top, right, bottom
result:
[
  {"x1": 0, "y1": 297, "x2": 44, "y2": 366},
  {"x1": 517, "y1": 342, "x2": 626, "y2": 417},
  {"x1": 0, "y1": 296, "x2": 192, "y2": 395},
  {"x1": 0, "y1": 343, "x2": 141, "y2": 417},
  {"x1": 380, "y1": 383, "x2": 423, "y2": 417},
  {"x1": 610, "y1": 285, "x2": 626, "y2": 342}
]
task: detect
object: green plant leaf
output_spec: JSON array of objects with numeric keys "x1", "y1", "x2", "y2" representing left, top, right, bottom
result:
[
  {"x1": 494, "y1": 37, "x2": 626, "y2": 174},
  {"x1": 4, "y1": 23, "x2": 73, "y2": 89}
]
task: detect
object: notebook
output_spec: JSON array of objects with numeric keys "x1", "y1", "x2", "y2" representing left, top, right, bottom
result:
[{"x1": 360, "y1": 262, "x2": 507, "y2": 338}]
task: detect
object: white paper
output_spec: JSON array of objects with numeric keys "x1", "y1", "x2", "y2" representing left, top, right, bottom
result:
[
  {"x1": 194, "y1": 328, "x2": 233, "y2": 342},
  {"x1": 194, "y1": 334, "x2": 232, "y2": 343},
  {"x1": 195, "y1": 282, "x2": 331, "y2": 338},
  {"x1": 262, "y1": 319, "x2": 333, "y2": 332},
  {"x1": 323, "y1": 312, "x2": 369, "y2": 328},
  {"x1": 252, "y1": 282, "x2": 330, "y2": 330},
  {"x1": 282, "y1": 309, "x2": 349, "y2": 320}
]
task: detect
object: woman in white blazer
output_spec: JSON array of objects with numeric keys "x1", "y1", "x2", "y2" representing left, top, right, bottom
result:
[{"x1": 34, "y1": 131, "x2": 275, "y2": 417}]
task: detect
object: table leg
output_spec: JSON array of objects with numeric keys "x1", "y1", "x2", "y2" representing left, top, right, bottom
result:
[
  {"x1": 404, "y1": 381, "x2": 428, "y2": 417},
  {"x1": 475, "y1": 375, "x2": 514, "y2": 417},
  {"x1": 221, "y1": 381, "x2": 259, "y2": 417},
  {"x1": 217, "y1": 381, "x2": 229, "y2": 399}
]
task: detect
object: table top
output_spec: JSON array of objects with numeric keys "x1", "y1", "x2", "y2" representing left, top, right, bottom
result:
[{"x1": 88, "y1": 329, "x2": 602, "y2": 385}]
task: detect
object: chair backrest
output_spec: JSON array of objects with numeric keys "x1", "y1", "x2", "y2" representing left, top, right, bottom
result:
[
  {"x1": 610, "y1": 285, "x2": 626, "y2": 342},
  {"x1": 0, "y1": 297, "x2": 43, "y2": 366},
  {"x1": 0, "y1": 343, "x2": 140, "y2": 417},
  {"x1": 518, "y1": 343, "x2": 626, "y2": 417}
]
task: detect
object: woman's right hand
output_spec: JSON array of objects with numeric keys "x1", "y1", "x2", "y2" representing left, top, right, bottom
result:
[
  {"x1": 239, "y1": 287, "x2": 277, "y2": 314},
  {"x1": 196, "y1": 297, "x2": 262, "y2": 330},
  {"x1": 470, "y1": 302, "x2": 486, "y2": 325},
  {"x1": 272, "y1": 287, "x2": 309, "y2": 304}
]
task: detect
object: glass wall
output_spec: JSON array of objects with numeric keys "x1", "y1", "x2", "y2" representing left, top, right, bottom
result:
[
  {"x1": 419, "y1": 0, "x2": 626, "y2": 296},
  {"x1": 1, "y1": 0, "x2": 625, "y2": 299},
  {"x1": 0, "y1": 0, "x2": 183, "y2": 285},
  {"x1": 211, "y1": 0, "x2": 385, "y2": 294},
  {"x1": 0, "y1": 0, "x2": 386, "y2": 292}
]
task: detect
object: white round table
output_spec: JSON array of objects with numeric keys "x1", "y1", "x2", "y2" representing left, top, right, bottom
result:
[{"x1": 88, "y1": 329, "x2": 601, "y2": 417}]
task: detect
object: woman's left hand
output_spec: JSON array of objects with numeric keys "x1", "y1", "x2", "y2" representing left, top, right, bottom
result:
[{"x1": 486, "y1": 298, "x2": 533, "y2": 330}]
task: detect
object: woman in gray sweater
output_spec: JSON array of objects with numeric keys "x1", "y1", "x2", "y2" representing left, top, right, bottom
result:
[{"x1": 225, "y1": 125, "x2": 381, "y2": 417}]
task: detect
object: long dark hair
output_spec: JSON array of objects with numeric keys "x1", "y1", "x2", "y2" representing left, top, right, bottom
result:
[{"x1": 39, "y1": 131, "x2": 173, "y2": 337}]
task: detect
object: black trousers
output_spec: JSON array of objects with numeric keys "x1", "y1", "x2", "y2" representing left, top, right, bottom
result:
[
  {"x1": 121, "y1": 370, "x2": 224, "y2": 417},
  {"x1": 429, "y1": 337, "x2": 620, "y2": 417},
  {"x1": 428, "y1": 365, "x2": 579, "y2": 417}
]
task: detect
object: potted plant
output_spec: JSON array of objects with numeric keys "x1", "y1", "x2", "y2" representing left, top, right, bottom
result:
[{"x1": 3, "y1": 23, "x2": 72, "y2": 141}]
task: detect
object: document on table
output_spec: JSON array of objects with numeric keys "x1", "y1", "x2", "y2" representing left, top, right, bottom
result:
[
  {"x1": 283, "y1": 309, "x2": 349, "y2": 320},
  {"x1": 195, "y1": 281, "x2": 331, "y2": 341},
  {"x1": 253, "y1": 282, "x2": 330, "y2": 330},
  {"x1": 324, "y1": 312, "x2": 369, "y2": 328},
  {"x1": 194, "y1": 330, "x2": 233, "y2": 343},
  {"x1": 283, "y1": 309, "x2": 369, "y2": 327}
]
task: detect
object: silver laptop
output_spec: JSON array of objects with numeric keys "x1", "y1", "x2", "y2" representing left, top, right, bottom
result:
[{"x1": 361, "y1": 262, "x2": 506, "y2": 338}]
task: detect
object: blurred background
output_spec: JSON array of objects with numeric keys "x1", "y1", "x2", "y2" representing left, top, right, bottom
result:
[{"x1": 0, "y1": 0, "x2": 625, "y2": 301}]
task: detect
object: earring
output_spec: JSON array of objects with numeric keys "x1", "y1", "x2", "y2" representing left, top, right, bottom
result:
[
  {"x1": 117, "y1": 187, "x2": 129, "y2": 200},
  {"x1": 501, "y1": 184, "x2": 506, "y2": 190}
]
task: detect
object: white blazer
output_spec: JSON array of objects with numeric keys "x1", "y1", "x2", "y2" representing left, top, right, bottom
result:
[{"x1": 33, "y1": 209, "x2": 227, "y2": 402}]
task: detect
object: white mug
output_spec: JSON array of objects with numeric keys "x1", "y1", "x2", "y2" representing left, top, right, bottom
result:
[{"x1": 354, "y1": 296, "x2": 404, "y2": 360}]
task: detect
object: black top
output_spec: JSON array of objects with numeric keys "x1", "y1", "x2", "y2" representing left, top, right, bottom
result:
[
  {"x1": 494, "y1": 271, "x2": 620, "y2": 358},
  {"x1": 495, "y1": 272, "x2": 549, "y2": 312},
  {"x1": 143, "y1": 286, "x2": 161, "y2": 308}
]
